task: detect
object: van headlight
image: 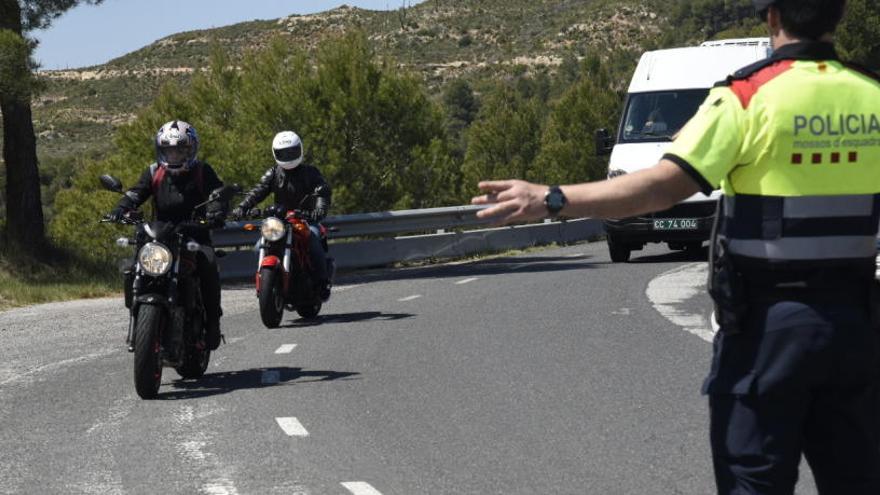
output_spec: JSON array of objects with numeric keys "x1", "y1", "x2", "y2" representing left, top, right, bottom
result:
[
  {"x1": 138, "y1": 242, "x2": 172, "y2": 276},
  {"x1": 261, "y1": 217, "x2": 286, "y2": 242}
]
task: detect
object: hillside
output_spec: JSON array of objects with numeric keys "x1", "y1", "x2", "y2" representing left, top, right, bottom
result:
[{"x1": 30, "y1": 0, "x2": 664, "y2": 160}]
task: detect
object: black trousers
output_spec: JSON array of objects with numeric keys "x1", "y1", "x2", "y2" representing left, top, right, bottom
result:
[
  {"x1": 195, "y1": 248, "x2": 221, "y2": 333},
  {"x1": 705, "y1": 299, "x2": 880, "y2": 494}
]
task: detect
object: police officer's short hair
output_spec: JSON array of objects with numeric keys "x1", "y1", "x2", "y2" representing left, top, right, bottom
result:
[{"x1": 773, "y1": 0, "x2": 846, "y2": 40}]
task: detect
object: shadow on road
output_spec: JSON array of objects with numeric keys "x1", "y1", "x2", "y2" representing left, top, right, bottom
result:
[
  {"x1": 158, "y1": 366, "x2": 361, "y2": 399},
  {"x1": 281, "y1": 311, "x2": 415, "y2": 328},
  {"x1": 629, "y1": 247, "x2": 708, "y2": 264}
]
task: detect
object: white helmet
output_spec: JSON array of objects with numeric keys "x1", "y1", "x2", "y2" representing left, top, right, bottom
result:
[
  {"x1": 156, "y1": 120, "x2": 199, "y2": 174},
  {"x1": 272, "y1": 131, "x2": 303, "y2": 170}
]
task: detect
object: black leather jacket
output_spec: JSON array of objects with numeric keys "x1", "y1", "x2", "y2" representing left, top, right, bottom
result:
[
  {"x1": 117, "y1": 161, "x2": 225, "y2": 244},
  {"x1": 238, "y1": 164, "x2": 332, "y2": 220}
]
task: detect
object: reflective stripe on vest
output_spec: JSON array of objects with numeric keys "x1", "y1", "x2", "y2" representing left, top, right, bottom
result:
[
  {"x1": 727, "y1": 236, "x2": 877, "y2": 260},
  {"x1": 721, "y1": 194, "x2": 880, "y2": 262}
]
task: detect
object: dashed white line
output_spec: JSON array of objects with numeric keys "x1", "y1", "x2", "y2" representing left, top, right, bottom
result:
[
  {"x1": 510, "y1": 263, "x2": 529, "y2": 270},
  {"x1": 341, "y1": 482, "x2": 384, "y2": 495},
  {"x1": 398, "y1": 295, "x2": 422, "y2": 302},
  {"x1": 275, "y1": 417, "x2": 309, "y2": 437},
  {"x1": 274, "y1": 344, "x2": 297, "y2": 354},
  {"x1": 456, "y1": 277, "x2": 479, "y2": 285}
]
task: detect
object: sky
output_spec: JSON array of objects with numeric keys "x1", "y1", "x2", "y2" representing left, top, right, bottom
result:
[{"x1": 33, "y1": 0, "x2": 425, "y2": 70}]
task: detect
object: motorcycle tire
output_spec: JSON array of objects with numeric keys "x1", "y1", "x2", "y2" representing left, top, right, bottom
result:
[
  {"x1": 175, "y1": 347, "x2": 210, "y2": 379},
  {"x1": 133, "y1": 304, "x2": 164, "y2": 400},
  {"x1": 296, "y1": 303, "x2": 322, "y2": 320},
  {"x1": 259, "y1": 268, "x2": 284, "y2": 328}
]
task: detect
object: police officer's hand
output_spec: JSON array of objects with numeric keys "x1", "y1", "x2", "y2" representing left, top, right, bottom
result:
[{"x1": 472, "y1": 180, "x2": 550, "y2": 225}]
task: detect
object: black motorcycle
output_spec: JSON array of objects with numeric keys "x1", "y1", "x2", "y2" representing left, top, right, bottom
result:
[{"x1": 100, "y1": 174, "x2": 237, "y2": 399}]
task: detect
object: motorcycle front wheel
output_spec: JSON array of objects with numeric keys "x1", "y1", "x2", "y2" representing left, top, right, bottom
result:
[
  {"x1": 133, "y1": 304, "x2": 164, "y2": 399},
  {"x1": 259, "y1": 267, "x2": 284, "y2": 328}
]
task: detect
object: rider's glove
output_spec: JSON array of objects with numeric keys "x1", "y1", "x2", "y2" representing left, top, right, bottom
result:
[
  {"x1": 311, "y1": 208, "x2": 327, "y2": 223},
  {"x1": 312, "y1": 196, "x2": 330, "y2": 223},
  {"x1": 230, "y1": 206, "x2": 247, "y2": 220},
  {"x1": 205, "y1": 210, "x2": 227, "y2": 229},
  {"x1": 107, "y1": 206, "x2": 128, "y2": 222}
]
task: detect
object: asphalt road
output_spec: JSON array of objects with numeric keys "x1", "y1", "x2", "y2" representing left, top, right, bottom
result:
[{"x1": 0, "y1": 241, "x2": 820, "y2": 494}]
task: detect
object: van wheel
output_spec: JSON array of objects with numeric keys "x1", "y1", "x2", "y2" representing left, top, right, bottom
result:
[{"x1": 608, "y1": 238, "x2": 631, "y2": 263}]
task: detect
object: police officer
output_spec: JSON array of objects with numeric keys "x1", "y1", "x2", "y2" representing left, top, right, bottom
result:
[
  {"x1": 472, "y1": 1, "x2": 880, "y2": 493},
  {"x1": 109, "y1": 120, "x2": 228, "y2": 351}
]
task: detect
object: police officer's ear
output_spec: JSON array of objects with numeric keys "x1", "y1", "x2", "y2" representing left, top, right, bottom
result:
[{"x1": 765, "y1": 6, "x2": 783, "y2": 36}]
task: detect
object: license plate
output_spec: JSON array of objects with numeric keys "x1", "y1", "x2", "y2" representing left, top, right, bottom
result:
[{"x1": 653, "y1": 218, "x2": 699, "y2": 230}]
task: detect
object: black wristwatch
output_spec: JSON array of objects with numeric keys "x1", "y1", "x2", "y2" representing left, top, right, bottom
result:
[{"x1": 544, "y1": 185, "x2": 567, "y2": 217}]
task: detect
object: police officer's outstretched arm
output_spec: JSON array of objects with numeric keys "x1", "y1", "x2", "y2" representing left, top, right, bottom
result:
[{"x1": 472, "y1": 160, "x2": 702, "y2": 224}]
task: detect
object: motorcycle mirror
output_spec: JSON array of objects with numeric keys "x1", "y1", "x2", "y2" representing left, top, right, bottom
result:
[{"x1": 99, "y1": 175, "x2": 124, "y2": 193}]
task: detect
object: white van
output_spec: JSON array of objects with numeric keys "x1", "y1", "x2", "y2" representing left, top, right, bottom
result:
[{"x1": 595, "y1": 38, "x2": 772, "y2": 262}]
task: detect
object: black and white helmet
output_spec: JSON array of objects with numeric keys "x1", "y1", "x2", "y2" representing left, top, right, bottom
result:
[
  {"x1": 156, "y1": 120, "x2": 199, "y2": 174},
  {"x1": 272, "y1": 131, "x2": 303, "y2": 170}
]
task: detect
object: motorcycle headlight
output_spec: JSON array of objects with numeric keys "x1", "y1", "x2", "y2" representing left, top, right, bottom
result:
[
  {"x1": 261, "y1": 217, "x2": 286, "y2": 242},
  {"x1": 138, "y1": 242, "x2": 172, "y2": 276}
]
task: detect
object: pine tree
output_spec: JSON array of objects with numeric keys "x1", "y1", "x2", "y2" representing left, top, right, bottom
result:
[{"x1": 0, "y1": 0, "x2": 103, "y2": 249}]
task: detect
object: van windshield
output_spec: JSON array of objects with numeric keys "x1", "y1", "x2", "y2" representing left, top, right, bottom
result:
[{"x1": 619, "y1": 89, "x2": 709, "y2": 143}]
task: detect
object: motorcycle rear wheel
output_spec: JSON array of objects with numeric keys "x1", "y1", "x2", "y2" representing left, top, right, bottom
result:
[
  {"x1": 175, "y1": 347, "x2": 210, "y2": 379},
  {"x1": 296, "y1": 303, "x2": 322, "y2": 320},
  {"x1": 259, "y1": 268, "x2": 284, "y2": 328},
  {"x1": 133, "y1": 304, "x2": 164, "y2": 399}
]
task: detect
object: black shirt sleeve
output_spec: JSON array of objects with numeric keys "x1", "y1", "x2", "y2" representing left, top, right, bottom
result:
[{"x1": 118, "y1": 167, "x2": 153, "y2": 210}]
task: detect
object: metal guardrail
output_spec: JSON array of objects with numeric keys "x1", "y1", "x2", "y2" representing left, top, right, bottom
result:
[
  {"x1": 212, "y1": 205, "x2": 493, "y2": 248},
  {"x1": 213, "y1": 205, "x2": 605, "y2": 279}
]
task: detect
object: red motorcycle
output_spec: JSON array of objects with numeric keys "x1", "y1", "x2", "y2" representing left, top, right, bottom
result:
[{"x1": 243, "y1": 205, "x2": 333, "y2": 327}]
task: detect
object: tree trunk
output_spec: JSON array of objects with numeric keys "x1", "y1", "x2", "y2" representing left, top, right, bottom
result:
[
  {"x1": 1, "y1": 97, "x2": 45, "y2": 249},
  {"x1": 0, "y1": 0, "x2": 46, "y2": 249}
]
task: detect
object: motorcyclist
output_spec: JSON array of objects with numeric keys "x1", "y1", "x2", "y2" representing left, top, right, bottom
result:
[
  {"x1": 108, "y1": 120, "x2": 228, "y2": 350},
  {"x1": 231, "y1": 131, "x2": 333, "y2": 300}
]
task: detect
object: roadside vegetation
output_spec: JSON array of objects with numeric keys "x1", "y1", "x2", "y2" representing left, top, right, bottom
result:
[
  {"x1": 0, "y1": 0, "x2": 878, "y2": 308},
  {"x1": 0, "y1": 245, "x2": 116, "y2": 311}
]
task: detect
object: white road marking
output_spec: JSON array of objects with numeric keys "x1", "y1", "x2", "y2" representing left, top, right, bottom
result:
[
  {"x1": 261, "y1": 370, "x2": 281, "y2": 384},
  {"x1": 341, "y1": 482, "x2": 384, "y2": 495},
  {"x1": 276, "y1": 417, "x2": 309, "y2": 437},
  {"x1": 0, "y1": 349, "x2": 115, "y2": 388},
  {"x1": 510, "y1": 263, "x2": 529, "y2": 270},
  {"x1": 275, "y1": 344, "x2": 297, "y2": 354},
  {"x1": 174, "y1": 405, "x2": 240, "y2": 495},
  {"x1": 565, "y1": 253, "x2": 585, "y2": 258},
  {"x1": 334, "y1": 283, "x2": 365, "y2": 293},
  {"x1": 612, "y1": 308, "x2": 632, "y2": 316},
  {"x1": 646, "y1": 262, "x2": 715, "y2": 343},
  {"x1": 456, "y1": 277, "x2": 479, "y2": 285},
  {"x1": 398, "y1": 295, "x2": 422, "y2": 302}
]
